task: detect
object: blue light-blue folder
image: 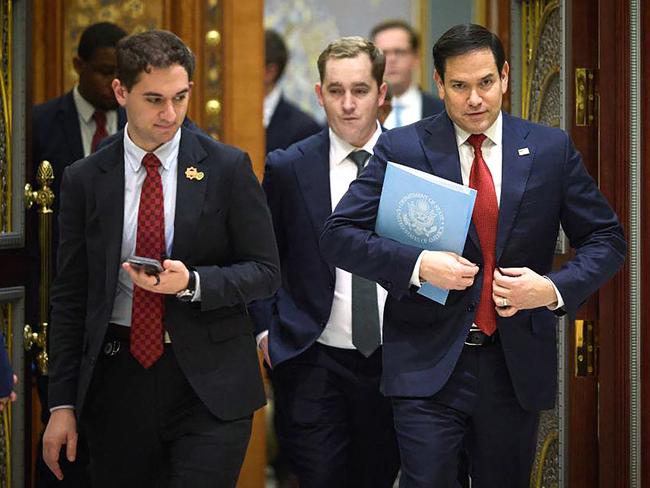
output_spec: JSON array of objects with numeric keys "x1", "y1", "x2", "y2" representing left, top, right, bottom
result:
[{"x1": 376, "y1": 162, "x2": 477, "y2": 304}]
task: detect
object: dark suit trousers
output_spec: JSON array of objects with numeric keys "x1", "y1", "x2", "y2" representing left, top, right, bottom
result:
[
  {"x1": 81, "y1": 333, "x2": 252, "y2": 488},
  {"x1": 272, "y1": 343, "x2": 400, "y2": 488},
  {"x1": 392, "y1": 340, "x2": 539, "y2": 488}
]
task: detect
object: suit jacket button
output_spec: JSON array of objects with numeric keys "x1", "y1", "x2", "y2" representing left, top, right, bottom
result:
[
  {"x1": 467, "y1": 303, "x2": 475, "y2": 312},
  {"x1": 89, "y1": 356, "x2": 96, "y2": 366}
]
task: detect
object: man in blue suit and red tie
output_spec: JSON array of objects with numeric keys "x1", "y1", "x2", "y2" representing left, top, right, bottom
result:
[
  {"x1": 250, "y1": 37, "x2": 400, "y2": 487},
  {"x1": 320, "y1": 24, "x2": 626, "y2": 487}
]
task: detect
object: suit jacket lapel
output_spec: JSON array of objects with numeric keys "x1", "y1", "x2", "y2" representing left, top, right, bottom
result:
[
  {"x1": 420, "y1": 114, "x2": 481, "y2": 253},
  {"x1": 294, "y1": 130, "x2": 332, "y2": 236},
  {"x1": 171, "y1": 128, "x2": 209, "y2": 261},
  {"x1": 95, "y1": 139, "x2": 125, "y2": 305},
  {"x1": 292, "y1": 130, "x2": 334, "y2": 277},
  {"x1": 497, "y1": 113, "x2": 534, "y2": 262}
]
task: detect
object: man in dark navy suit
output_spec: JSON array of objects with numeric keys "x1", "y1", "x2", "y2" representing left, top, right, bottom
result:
[
  {"x1": 43, "y1": 30, "x2": 279, "y2": 487},
  {"x1": 321, "y1": 24, "x2": 625, "y2": 487},
  {"x1": 371, "y1": 19, "x2": 444, "y2": 129},
  {"x1": 264, "y1": 29, "x2": 321, "y2": 153},
  {"x1": 250, "y1": 37, "x2": 399, "y2": 488}
]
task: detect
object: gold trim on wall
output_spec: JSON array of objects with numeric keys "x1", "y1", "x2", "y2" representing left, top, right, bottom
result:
[
  {"x1": 533, "y1": 65, "x2": 560, "y2": 124},
  {"x1": 521, "y1": 0, "x2": 559, "y2": 120},
  {"x1": 203, "y1": 0, "x2": 224, "y2": 140},
  {"x1": 0, "y1": 301, "x2": 12, "y2": 487},
  {"x1": 0, "y1": 0, "x2": 12, "y2": 234}
]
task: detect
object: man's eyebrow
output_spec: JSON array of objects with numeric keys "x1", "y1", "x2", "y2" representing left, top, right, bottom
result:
[{"x1": 142, "y1": 88, "x2": 190, "y2": 97}]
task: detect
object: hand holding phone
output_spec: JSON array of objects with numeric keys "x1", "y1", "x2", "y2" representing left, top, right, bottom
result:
[{"x1": 126, "y1": 256, "x2": 164, "y2": 276}]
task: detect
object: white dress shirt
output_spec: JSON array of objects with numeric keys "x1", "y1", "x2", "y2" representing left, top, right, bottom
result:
[
  {"x1": 72, "y1": 85, "x2": 118, "y2": 157},
  {"x1": 383, "y1": 84, "x2": 423, "y2": 129},
  {"x1": 263, "y1": 84, "x2": 282, "y2": 128},
  {"x1": 110, "y1": 125, "x2": 201, "y2": 327},
  {"x1": 411, "y1": 112, "x2": 564, "y2": 309},
  {"x1": 317, "y1": 122, "x2": 389, "y2": 349}
]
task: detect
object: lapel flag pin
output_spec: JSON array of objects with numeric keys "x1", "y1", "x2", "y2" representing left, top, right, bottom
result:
[
  {"x1": 518, "y1": 148, "x2": 530, "y2": 156},
  {"x1": 185, "y1": 166, "x2": 204, "y2": 181}
]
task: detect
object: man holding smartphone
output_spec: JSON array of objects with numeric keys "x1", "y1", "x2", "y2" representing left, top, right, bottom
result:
[{"x1": 42, "y1": 30, "x2": 280, "y2": 487}]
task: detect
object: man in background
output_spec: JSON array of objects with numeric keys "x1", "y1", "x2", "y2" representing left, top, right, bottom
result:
[
  {"x1": 265, "y1": 29, "x2": 321, "y2": 153},
  {"x1": 371, "y1": 19, "x2": 443, "y2": 128},
  {"x1": 32, "y1": 22, "x2": 127, "y2": 205},
  {"x1": 250, "y1": 36, "x2": 399, "y2": 488}
]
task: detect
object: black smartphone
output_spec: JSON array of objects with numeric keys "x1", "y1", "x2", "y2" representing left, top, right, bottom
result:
[{"x1": 127, "y1": 256, "x2": 164, "y2": 275}]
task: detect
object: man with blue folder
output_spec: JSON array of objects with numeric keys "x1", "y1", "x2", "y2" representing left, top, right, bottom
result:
[
  {"x1": 320, "y1": 24, "x2": 626, "y2": 487},
  {"x1": 249, "y1": 37, "x2": 400, "y2": 487}
]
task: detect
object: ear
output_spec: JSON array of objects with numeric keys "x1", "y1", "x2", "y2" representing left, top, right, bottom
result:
[
  {"x1": 264, "y1": 64, "x2": 280, "y2": 88},
  {"x1": 377, "y1": 82, "x2": 388, "y2": 107},
  {"x1": 434, "y1": 70, "x2": 445, "y2": 100},
  {"x1": 500, "y1": 61, "x2": 510, "y2": 94},
  {"x1": 112, "y1": 79, "x2": 128, "y2": 107},
  {"x1": 315, "y1": 83, "x2": 324, "y2": 107},
  {"x1": 72, "y1": 56, "x2": 84, "y2": 77}
]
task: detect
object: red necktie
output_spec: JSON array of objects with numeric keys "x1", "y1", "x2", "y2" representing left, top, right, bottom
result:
[
  {"x1": 91, "y1": 110, "x2": 108, "y2": 153},
  {"x1": 130, "y1": 153, "x2": 165, "y2": 368},
  {"x1": 468, "y1": 134, "x2": 498, "y2": 336}
]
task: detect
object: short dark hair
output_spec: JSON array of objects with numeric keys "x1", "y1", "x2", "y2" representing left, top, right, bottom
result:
[
  {"x1": 77, "y1": 22, "x2": 127, "y2": 61},
  {"x1": 116, "y1": 30, "x2": 195, "y2": 90},
  {"x1": 433, "y1": 24, "x2": 506, "y2": 81},
  {"x1": 265, "y1": 29, "x2": 288, "y2": 82},
  {"x1": 370, "y1": 19, "x2": 420, "y2": 52},
  {"x1": 317, "y1": 36, "x2": 385, "y2": 88}
]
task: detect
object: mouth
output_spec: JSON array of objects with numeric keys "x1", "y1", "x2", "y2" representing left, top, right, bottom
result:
[
  {"x1": 466, "y1": 111, "x2": 486, "y2": 118},
  {"x1": 155, "y1": 123, "x2": 176, "y2": 131}
]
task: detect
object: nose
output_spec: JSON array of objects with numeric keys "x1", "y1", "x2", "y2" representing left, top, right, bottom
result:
[
  {"x1": 160, "y1": 99, "x2": 176, "y2": 122},
  {"x1": 468, "y1": 89, "x2": 482, "y2": 107},
  {"x1": 342, "y1": 92, "x2": 355, "y2": 112}
]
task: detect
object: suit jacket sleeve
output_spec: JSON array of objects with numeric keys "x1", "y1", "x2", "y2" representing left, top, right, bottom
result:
[
  {"x1": 194, "y1": 152, "x2": 281, "y2": 311},
  {"x1": 248, "y1": 151, "x2": 285, "y2": 336},
  {"x1": 319, "y1": 133, "x2": 423, "y2": 299},
  {"x1": 545, "y1": 134, "x2": 626, "y2": 314},
  {"x1": 48, "y1": 166, "x2": 88, "y2": 408}
]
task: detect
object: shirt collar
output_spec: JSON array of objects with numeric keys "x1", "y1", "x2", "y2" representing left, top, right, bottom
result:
[
  {"x1": 72, "y1": 85, "x2": 99, "y2": 124},
  {"x1": 454, "y1": 111, "x2": 503, "y2": 148},
  {"x1": 123, "y1": 122, "x2": 181, "y2": 173},
  {"x1": 263, "y1": 84, "x2": 283, "y2": 127},
  {"x1": 329, "y1": 121, "x2": 382, "y2": 166},
  {"x1": 391, "y1": 84, "x2": 420, "y2": 107}
]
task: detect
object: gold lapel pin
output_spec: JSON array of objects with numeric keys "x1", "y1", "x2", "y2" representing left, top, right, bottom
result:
[{"x1": 185, "y1": 166, "x2": 205, "y2": 181}]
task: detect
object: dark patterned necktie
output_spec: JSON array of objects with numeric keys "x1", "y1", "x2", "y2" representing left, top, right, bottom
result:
[
  {"x1": 348, "y1": 150, "x2": 381, "y2": 357},
  {"x1": 130, "y1": 153, "x2": 165, "y2": 368},
  {"x1": 91, "y1": 110, "x2": 108, "y2": 153},
  {"x1": 467, "y1": 134, "x2": 498, "y2": 335}
]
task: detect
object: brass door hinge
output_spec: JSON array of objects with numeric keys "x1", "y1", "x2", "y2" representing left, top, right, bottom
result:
[
  {"x1": 575, "y1": 319, "x2": 597, "y2": 376},
  {"x1": 575, "y1": 68, "x2": 598, "y2": 126}
]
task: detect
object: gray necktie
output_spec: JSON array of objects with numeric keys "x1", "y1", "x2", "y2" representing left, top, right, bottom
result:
[
  {"x1": 348, "y1": 149, "x2": 371, "y2": 176},
  {"x1": 348, "y1": 150, "x2": 381, "y2": 357}
]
